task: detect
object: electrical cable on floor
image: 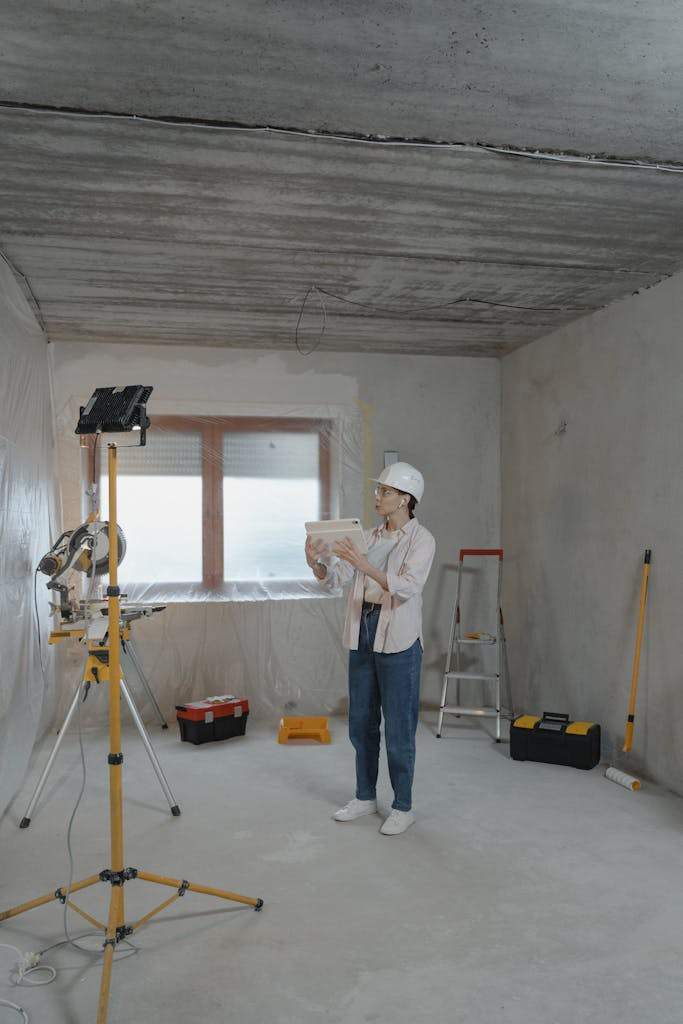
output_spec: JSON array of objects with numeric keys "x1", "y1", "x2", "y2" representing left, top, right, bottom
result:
[
  {"x1": 0, "y1": 946, "x2": 56, "y2": 988},
  {"x1": 0, "y1": 997, "x2": 28, "y2": 1023},
  {"x1": 0, "y1": 926, "x2": 140, "y2": 1024},
  {"x1": 37, "y1": 933, "x2": 139, "y2": 965},
  {"x1": 0, "y1": 942, "x2": 56, "y2": 1024}
]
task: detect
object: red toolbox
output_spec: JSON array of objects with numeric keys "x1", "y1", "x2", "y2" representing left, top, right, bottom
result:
[{"x1": 176, "y1": 695, "x2": 249, "y2": 745}]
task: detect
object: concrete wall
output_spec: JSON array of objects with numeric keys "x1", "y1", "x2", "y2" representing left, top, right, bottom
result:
[
  {"x1": 502, "y1": 270, "x2": 683, "y2": 792},
  {"x1": 50, "y1": 342, "x2": 500, "y2": 722}
]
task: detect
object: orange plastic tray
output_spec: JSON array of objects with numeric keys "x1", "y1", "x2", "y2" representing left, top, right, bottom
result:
[{"x1": 278, "y1": 716, "x2": 331, "y2": 744}]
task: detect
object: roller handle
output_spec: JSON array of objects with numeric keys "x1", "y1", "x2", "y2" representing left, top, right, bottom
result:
[{"x1": 622, "y1": 548, "x2": 652, "y2": 753}]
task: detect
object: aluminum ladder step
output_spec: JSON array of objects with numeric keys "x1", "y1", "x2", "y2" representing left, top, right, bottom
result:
[
  {"x1": 440, "y1": 706, "x2": 499, "y2": 718},
  {"x1": 444, "y1": 671, "x2": 498, "y2": 681},
  {"x1": 457, "y1": 637, "x2": 497, "y2": 645}
]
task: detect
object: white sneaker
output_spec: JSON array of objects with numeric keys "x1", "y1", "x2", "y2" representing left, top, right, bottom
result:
[
  {"x1": 379, "y1": 809, "x2": 415, "y2": 835},
  {"x1": 333, "y1": 798, "x2": 378, "y2": 822}
]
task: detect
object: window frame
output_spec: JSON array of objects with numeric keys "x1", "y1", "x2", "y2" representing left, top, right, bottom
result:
[{"x1": 92, "y1": 415, "x2": 332, "y2": 590}]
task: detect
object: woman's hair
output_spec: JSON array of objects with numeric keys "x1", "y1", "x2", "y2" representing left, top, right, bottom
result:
[{"x1": 399, "y1": 491, "x2": 417, "y2": 519}]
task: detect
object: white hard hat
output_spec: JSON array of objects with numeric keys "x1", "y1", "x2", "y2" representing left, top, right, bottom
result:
[{"x1": 370, "y1": 462, "x2": 424, "y2": 502}]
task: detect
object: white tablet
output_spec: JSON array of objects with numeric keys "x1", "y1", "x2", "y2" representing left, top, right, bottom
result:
[{"x1": 305, "y1": 518, "x2": 368, "y2": 555}]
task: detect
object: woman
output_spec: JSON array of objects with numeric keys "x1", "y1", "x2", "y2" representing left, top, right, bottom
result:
[{"x1": 305, "y1": 462, "x2": 435, "y2": 836}]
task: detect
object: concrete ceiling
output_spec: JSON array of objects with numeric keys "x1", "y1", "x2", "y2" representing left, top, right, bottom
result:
[
  {"x1": 3, "y1": 0, "x2": 683, "y2": 161},
  {"x1": 1, "y1": 1, "x2": 682, "y2": 356}
]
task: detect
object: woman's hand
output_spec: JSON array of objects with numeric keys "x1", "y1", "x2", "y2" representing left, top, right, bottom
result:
[
  {"x1": 305, "y1": 536, "x2": 329, "y2": 569},
  {"x1": 333, "y1": 537, "x2": 369, "y2": 572}
]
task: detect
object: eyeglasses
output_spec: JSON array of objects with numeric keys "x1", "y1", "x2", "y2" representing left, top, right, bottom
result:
[{"x1": 374, "y1": 486, "x2": 399, "y2": 499}]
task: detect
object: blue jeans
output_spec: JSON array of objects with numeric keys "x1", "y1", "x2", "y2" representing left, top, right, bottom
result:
[{"x1": 348, "y1": 605, "x2": 422, "y2": 812}]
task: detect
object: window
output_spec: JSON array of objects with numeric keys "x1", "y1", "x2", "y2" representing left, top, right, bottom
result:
[{"x1": 96, "y1": 416, "x2": 332, "y2": 594}]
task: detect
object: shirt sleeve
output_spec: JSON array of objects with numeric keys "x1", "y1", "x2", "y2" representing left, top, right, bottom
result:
[
  {"x1": 319, "y1": 528, "x2": 372, "y2": 592},
  {"x1": 319, "y1": 556, "x2": 355, "y2": 592},
  {"x1": 386, "y1": 530, "x2": 436, "y2": 601}
]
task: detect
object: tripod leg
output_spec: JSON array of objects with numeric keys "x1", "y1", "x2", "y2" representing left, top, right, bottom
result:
[
  {"x1": 0, "y1": 874, "x2": 101, "y2": 923},
  {"x1": 120, "y1": 678, "x2": 181, "y2": 816},
  {"x1": 137, "y1": 870, "x2": 263, "y2": 910},
  {"x1": 97, "y1": 885, "x2": 123, "y2": 1024},
  {"x1": 19, "y1": 682, "x2": 84, "y2": 828},
  {"x1": 123, "y1": 640, "x2": 168, "y2": 729}
]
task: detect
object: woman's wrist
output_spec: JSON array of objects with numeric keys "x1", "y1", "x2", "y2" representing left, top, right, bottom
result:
[{"x1": 363, "y1": 562, "x2": 388, "y2": 591}]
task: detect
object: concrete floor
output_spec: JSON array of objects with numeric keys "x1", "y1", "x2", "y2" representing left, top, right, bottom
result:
[{"x1": 1, "y1": 715, "x2": 682, "y2": 1024}]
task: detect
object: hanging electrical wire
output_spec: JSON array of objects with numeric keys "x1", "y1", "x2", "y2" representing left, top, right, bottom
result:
[
  {"x1": 295, "y1": 285, "x2": 327, "y2": 356},
  {"x1": 312, "y1": 286, "x2": 590, "y2": 316},
  {"x1": 293, "y1": 284, "x2": 591, "y2": 355},
  {"x1": 0, "y1": 248, "x2": 47, "y2": 333}
]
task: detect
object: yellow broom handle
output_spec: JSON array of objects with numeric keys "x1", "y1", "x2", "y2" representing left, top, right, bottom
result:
[{"x1": 623, "y1": 549, "x2": 651, "y2": 753}]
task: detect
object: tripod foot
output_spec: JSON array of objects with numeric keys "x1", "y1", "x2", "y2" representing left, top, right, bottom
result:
[
  {"x1": 161, "y1": 723, "x2": 169, "y2": 730},
  {"x1": 170, "y1": 805, "x2": 181, "y2": 817},
  {"x1": 19, "y1": 817, "x2": 31, "y2": 829}
]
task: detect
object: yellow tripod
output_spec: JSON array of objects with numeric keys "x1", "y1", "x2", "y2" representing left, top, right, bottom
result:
[{"x1": 0, "y1": 444, "x2": 263, "y2": 1022}]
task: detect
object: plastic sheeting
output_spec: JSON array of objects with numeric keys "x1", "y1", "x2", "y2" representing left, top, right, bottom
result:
[
  {"x1": 51, "y1": 401, "x2": 366, "y2": 722},
  {"x1": 0, "y1": 256, "x2": 57, "y2": 819},
  {"x1": 56, "y1": 597, "x2": 349, "y2": 727}
]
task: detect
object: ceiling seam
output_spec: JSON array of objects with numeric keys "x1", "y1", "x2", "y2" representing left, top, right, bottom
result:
[{"x1": 1, "y1": 100, "x2": 682, "y2": 170}]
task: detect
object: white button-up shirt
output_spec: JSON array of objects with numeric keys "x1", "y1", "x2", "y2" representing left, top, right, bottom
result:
[{"x1": 321, "y1": 517, "x2": 436, "y2": 653}]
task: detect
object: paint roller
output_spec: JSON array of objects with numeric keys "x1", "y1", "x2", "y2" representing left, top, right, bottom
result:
[{"x1": 606, "y1": 549, "x2": 651, "y2": 792}]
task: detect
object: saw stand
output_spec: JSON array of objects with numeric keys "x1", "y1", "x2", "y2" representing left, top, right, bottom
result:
[
  {"x1": 18, "y1": 617, "x2": 179, "y2": 829},
  {"x1": 0, "y1": 442, "x2": 263, "y2": 1024}
]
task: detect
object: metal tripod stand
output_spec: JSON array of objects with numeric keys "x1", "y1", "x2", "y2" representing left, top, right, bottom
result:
[
  {"x1": 1, "y1": 440, "x2": 263, "y2": 1024},
  {"x1": 19, "y1": 632, "x2": 179, "y2": 828}
]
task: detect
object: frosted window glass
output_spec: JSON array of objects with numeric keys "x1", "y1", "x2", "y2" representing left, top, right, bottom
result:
[
  {"x1": 223, "y1": 478, "x2": 320, "y2": 580},
  {"x1": 223, "y1": 431, "x2": 319, "y2": 478},
  {"x1": 99, "y1": 475, "x2": 202, "y2": 582},
  {"x1": 100, "y1": 429, "x2": 202, "y2": 582},
  {"x1": 112, "y1": 430, "x2": 202, "y2": 476},
  {"x1": 223, "y1": 431, "x2": 321, "y2": 580}
]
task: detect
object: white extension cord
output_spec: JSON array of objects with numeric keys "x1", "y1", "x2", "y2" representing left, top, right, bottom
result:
[{"x1": 0, "y1": 942, "x2": 57, "y2": 1023}]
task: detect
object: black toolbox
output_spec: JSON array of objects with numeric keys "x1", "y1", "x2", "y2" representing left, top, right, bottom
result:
[
  {"x1": 510, "y1": 712, "x2": 600, "y2": 770},
  {"x1": 176, "y1": 695, "x2": 249, "y2": 745}
]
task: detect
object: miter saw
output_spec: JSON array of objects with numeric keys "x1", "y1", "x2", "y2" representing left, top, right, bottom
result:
[
  {"x1": 23, "y1": 519, "x2": 176, "y2": 830},
  {"x1": 37, "y1": 519, "x2": 126, "y2": 622}
]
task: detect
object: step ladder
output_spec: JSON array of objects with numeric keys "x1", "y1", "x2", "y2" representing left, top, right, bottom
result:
[{"x1": 436, "y1": 548, "x2": 510, "y2": 742}]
